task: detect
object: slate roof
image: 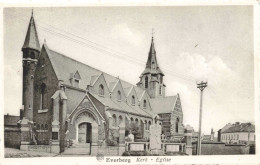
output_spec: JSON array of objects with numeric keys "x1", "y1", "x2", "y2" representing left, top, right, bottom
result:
[
  {"x1": 150, "y1": 96, "x2": 177, "y2": 114},
  {"x1": 43, "y1": 43, "x2": 178, "y2": 117},
  {"x1": 140, "y1": 37, "x2": 164, "y2": 76},
  {"x1": 45, "y1": 44, "x2": 136, "y2": 93},
  {"x1": 222, "y1": 123, "x2": 255, "y2": 133},
  {"x1": 4, "y1": 115, "x2": 20, "y2": 126},
  {"x1": 22, "y1": 14, "x2": 41, "y2": 51},
  {"x1": 89, "y1": 92, "x2": 154, "y2": 118}
]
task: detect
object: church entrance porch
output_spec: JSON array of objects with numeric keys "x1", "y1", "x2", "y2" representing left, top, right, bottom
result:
[{"x1": 65, "y1": 109, "x2": 101, "y2": 155}]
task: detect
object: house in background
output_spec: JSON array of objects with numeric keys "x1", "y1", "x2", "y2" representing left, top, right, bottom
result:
[{"x1": 218, "y1": 122, "x2": 255, "y2": 144}]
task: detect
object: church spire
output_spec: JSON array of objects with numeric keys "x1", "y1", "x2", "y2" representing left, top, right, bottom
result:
[
  {"x1": 22, "y1": 10, "x2": 40, "y2": 52},
  {"x1": 137, "y1": 34, "x2": 166, "y2": 98},
  {"x1": 142, "y1": 36, "x2": 164, "y2": 76}
]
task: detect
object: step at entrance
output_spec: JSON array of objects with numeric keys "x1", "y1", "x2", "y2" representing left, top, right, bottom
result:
[{"x1": 63, "y1": 143, "x2": 91, "y2": 155}]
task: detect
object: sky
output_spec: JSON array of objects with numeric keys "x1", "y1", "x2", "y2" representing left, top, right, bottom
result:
[{"x1": 3, "y1": 6, "x2": 255, "y2": 134}]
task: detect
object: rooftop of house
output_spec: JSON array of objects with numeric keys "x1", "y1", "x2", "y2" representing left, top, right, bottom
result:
[{"x1": 221, "y1": 122, "x2": 255, "y2": 133}]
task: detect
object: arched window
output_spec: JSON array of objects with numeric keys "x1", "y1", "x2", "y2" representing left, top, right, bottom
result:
[
  {"x1": 112, "y1": 114, "x2": 117, "y2": 127},
  {"x1": 160, "y1": 76, "x2": 163, "y2": 84},
  {"x1": 143, "y1": 99, "x2": 147, "y2": 108},
  {"x1": 148, "y1": 121, "x2": 151, "y2": 130},
  {"x1": 99, "y1": 84, "x2": 104, "y2": 96},
  {"x1": 175, "y1": 117, "x2": 179, "y2": 133},
  {"x1": 37, "y1": 124, "x2": 40, "y2": 130},
  {"x1": 131, "y1": 96, "x2": 135, "y2": 105},
  {"x1": 144, "y1": 120, "x2": 147, "y2": 130},
  {"x1": 30, "y1": 52, "x2": 35, "y2": 59},
  {"x1": 45, "y1": 124, "x2": 48, "y2": 130},
  {"x1": 40, "y1": 83, "x2": 46, "y2": 109},
  {"x1": 145, "y1": 76, "x2": 148, "y2": 88},
  {"x1": 130, "y1": 117, "x2": 134, "y2": 123},
  {"x1": 117, "y1": 91, "x2": 121, "y2": 101},
  {"x1": 118, "y1": 115, "x2": 123, "y2": 125},
  {"x1": 135, "y1": 118, "x2": 139, "y2": 125}
]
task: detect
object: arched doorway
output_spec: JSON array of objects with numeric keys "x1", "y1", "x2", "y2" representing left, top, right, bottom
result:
[{"x1": 78, "y1": 122, "x2": 92, "y2": 143}]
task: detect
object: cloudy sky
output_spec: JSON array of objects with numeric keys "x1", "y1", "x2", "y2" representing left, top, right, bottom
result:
[{"x1": 4, "y1": 6, "x2": 254, "y2": 134}]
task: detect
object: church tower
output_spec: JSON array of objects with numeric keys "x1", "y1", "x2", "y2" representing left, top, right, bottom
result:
[
  {"x1": 21, "y1": 11, "x2": 41, "y2": 121},
  {"x1": 137, "y1": 37, "x2": 165, "y2": 98}
]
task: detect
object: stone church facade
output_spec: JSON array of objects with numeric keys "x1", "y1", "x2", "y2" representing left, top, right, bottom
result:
[{"x1": 18, "y1": 12, "x2": 185, "y2": 154}]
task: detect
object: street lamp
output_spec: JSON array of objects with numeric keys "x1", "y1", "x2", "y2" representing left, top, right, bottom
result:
[{"x1": 196, "y1": 81, "x2": 207, "y2": 155}]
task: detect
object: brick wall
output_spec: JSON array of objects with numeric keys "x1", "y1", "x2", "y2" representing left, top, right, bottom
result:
[
  {"x1": 34, "y1": 46, "x2": 59, "y2": 141},
  {"x1": 192, "y1": 142, "x2": 250, "y2": 155},
  {"x1": 4, "y1": 128, "x2": 21, "y2": 149}
]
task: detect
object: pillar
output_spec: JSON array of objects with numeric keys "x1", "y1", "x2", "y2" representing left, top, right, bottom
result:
[
  {"x1": 91, "y1": 121, "x2": 99, "y2": 156},
  {"x1": 184, "y1": 126, "x2": 193, "y2": 155},
  {"x1": 20, "y1": 118, "x2": 31, "y2": 151},
  {"x1": 60, "y1": 90, "x2": 67, "y2": 153},
  {"x1": 118, "y1": 121, "x2": 126, "y2": 156},
  {"x1": 51, "y1": 119, "x2": 60, "y2": 153}
]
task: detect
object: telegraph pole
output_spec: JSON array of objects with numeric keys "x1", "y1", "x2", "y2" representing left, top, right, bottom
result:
[{"x1": 196, "y1": 81, "x2": 207, "y2": 155}]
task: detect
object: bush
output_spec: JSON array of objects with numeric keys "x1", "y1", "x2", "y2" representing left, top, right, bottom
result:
[{"x1": 106, "y1": 138, "x2": 118, "y2": 146}]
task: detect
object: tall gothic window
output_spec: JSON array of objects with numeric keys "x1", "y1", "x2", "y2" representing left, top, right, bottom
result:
[
  {"x1": 143, "y1": 99, "x2": 147, "y2": 108},
  {"x1": 99, "y1": 84, "x2": 104, "y2": 96},
  {"x1": 40, "y1": 83, "x2": 46, "y2": 109},
  {"x1": 117, "y1": 91, "x2": 121, "y2": 101},
  {"x1": 131, "y1": 96, "x2": 135, "y2": 105},
  {"x1": 175, "y1": 117, "x2": 179, "y2": 133},
  {"x1": 145, "y1": 76, "x2": 148, "y2": 89}
]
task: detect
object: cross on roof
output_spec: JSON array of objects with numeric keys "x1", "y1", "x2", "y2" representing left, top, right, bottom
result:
[{"x1": 151, "y1": 28, "x2": 155, "y2": 38}]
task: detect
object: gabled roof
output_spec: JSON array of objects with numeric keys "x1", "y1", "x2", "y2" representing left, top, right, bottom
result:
[
  {"x1": 123, "y1": 86, "x2": 132, "y2": 97},
  {"x1": 44, "y1": 44, "x2": 142, "y2": 93},
  {"x1": 89, "y1": 92, "x2": 153, "y2": 118},
  {"x1": 222, "y1": 123, "x2": 255, "y2": 133},
  {"x1": 150, "y1": 96, "x2": 177, "y2": 114},
  {"x1": 4, "y1": 115, "x2": 20, "y2": 126},
  {"x1": 22, "y1": 13, "x2": 40, "y2": 51}
]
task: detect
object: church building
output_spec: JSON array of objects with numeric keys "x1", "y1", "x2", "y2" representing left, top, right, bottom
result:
[{"x1": 18, "y1": 12, "x2": 185, "y2": 153}]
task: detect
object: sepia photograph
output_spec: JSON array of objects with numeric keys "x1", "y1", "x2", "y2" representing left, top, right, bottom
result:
[{"x1": 2, "y1": 4, "x2": 259, "y2": 164}]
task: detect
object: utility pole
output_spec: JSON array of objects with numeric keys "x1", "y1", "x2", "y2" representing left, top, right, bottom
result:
[{"x1": 196, "y1": 81, "x2": 207, "y2": 155}]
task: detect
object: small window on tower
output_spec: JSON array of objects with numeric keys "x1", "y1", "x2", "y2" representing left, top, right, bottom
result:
[
  {"x1": 30, "y1": 52, "x2": 35, "y2": 59},
  {"x1": 152, "y1": 62, "x2": 155, "y2": 69},
  {"x1": 145, "y1": 76, "x2": 148, "y2": 89}
]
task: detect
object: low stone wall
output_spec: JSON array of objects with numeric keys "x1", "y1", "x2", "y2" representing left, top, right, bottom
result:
[
  {"x1": 97, "y1": 146, "x2": 119, "y2": 156},
  {"x1": 28, "y1": 145, "x2": 51, "y2": 153},
  {"x1": 192, "y1": 142, "x2": 250, "y2": 155}
]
